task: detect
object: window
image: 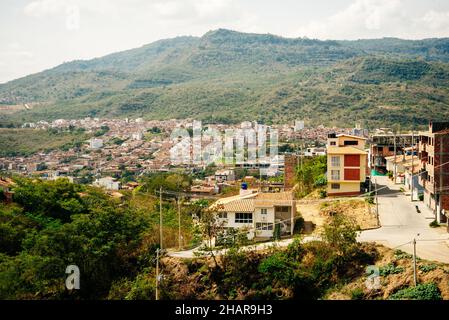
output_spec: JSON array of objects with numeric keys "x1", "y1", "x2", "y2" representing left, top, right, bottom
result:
[
  {"x1": 330, "y1": 141, "x2": 336, "y2": 146},
  {"x1": 389, "y1": 147, "x2": 395, "y2": 152},
  {"x1": 331, "y1": 156, "x2": 340, "y2": 167},
  {"x1": 331, "y1": 183, "x2": 340, "y2": 190},
  {"x1": 256, "y1": 222, "x2": 273, "y2": 231},
  {"x1": 218, "y1": 212, "x2": 227, "y2": 219},
  {"x1": 276, "y1": 206, "x2": 289, "y2": 212},
  {"x1": 235, "y1": 213, "x2": 253, "y2": 223},
  {"x1": 344, "y1": 140, "x2": 358, "y2": 146},
  {"x1": 377, "y1": 147, "x2": 384, "y2": 152},
  {"x1": 331, "y1": 170, "x2": 340, "y2": 180},
  {"x1": 261, "y1": 208, "x2": 267, "y2": 215}
]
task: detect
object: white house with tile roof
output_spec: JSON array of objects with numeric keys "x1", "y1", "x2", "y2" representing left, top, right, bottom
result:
[{"x1": 212, "y1": 190, "x2": 296, "y2": 239}]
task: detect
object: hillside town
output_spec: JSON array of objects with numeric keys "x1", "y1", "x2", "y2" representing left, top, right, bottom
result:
[
  {"x1": 1, "y1": 118, "x2": 448, "y2": 237},
  {"x1": 0, "y1": 117, "x2": 351, "y2": 189}
]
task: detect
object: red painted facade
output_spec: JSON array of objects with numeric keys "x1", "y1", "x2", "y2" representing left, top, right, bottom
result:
[
  {"x1": 344, "y1": 168, "x2": 360, "y2": 181},
  {"x1": 344, "y1": 154, "x2": 360, "y2": 167}
]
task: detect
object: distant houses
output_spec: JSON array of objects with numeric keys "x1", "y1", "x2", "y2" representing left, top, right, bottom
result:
[
  {"x1": 304, "y1": 147, "x2": 326, "y2": 157},
  {"x1": 0, "y1": 177, "x2": 14, "y2": 203},
  {"x1": 94, "y1": 177, "x2": 121, "y2": 190},
  {"x1": 214, "y1": 169, "x2": 235, "y2": 183},
  {"x1": 89, "y1": 138, "x2": 103, "y2": 149}
]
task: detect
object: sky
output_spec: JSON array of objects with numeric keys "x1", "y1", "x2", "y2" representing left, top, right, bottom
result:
[{"x1": 1, "y1": 0, "x2": 449, "y2": 83}]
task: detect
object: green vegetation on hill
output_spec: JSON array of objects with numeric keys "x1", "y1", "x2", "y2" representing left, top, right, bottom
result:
[
  {"x1": 0, "y1": 176, "x2": 195, "y2": 299},
  {"x1": 1, "y1": 29, "x2": 449, "y2": 128},
  {"x1": 0, "y1": 128, "x2": 89, "y2": 157},
  {"x1": 1, "y1": 177, "x2": 448, "y2": 300}
]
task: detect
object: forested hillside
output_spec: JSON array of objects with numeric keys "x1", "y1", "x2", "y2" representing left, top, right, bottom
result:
[{"x1": 1, "y1": 29, "x2": 449, "y2": 128}]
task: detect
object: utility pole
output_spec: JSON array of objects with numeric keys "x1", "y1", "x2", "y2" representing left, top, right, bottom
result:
[
  {"x1": 375, "y1": 178, "x2": 379, "y2": 226},
  {"x1": 439, "y1": 134, "x2": 444, "y2": 224},
  {"x1": 159, "y1": 186, "x2": 163, "y2": 250},
  {"x1": 412, "y1": 238, "x2": 417, "y2": 286},
  {"x1": 155, "y1": 248, "x2": 160, "y2": 300},
  {"x1": 394, "y1": 131, "x2": 397, "y2": 184},
  {"x1": 411, "y1": 130, "x2": 414, "y2": 202},
  {"x1": 178, "y1": 197, "x2": 182, "y2": 250}
]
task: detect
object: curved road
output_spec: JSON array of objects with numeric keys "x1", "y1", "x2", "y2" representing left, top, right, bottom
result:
[
  {"x1": 358, "y1": 176, "x2": 449, "y2": 263},
  {"x1": 168, "y1": 176, "x2": 449, "y2": 263}
]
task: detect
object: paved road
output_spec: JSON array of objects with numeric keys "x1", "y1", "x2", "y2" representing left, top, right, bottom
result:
[
  {"x1": 168, "y1": 176, "x2": 449, "y2": 262},
  {"x1": 358, "y1": 176, "x2": 449, "y2": 263},
  {"x1": 167, "y1": 236, "x2": 320, "y2": 259}
]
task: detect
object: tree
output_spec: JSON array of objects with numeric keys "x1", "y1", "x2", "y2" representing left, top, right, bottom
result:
[
  {"x1": 258, "y1": 252, "x2": 297, "y2": 287},
  {"x1": 140, "y1": 173, "x2": 191, "y2": 194},
  {"x1": 296, "y1": 156, "x2": 327, "y2": 197},
  {"x1": 194, "y1": 205, "x2": 225, "y2": 270},
  {"x1": 12, "y1": 178, "x2": 86, "y2": 223},
  {"x1": 322, "y1": 214, "x2": 360, "y2": 255}
]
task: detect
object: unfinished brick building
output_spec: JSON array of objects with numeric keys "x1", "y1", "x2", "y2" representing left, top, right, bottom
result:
[{"x1": 418, "y1": 121, "x2": 449, "y2": 226}]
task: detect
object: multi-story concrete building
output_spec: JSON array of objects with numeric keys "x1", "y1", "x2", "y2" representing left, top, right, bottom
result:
[
  {"x1": 370, "y1": 134, "x2": 414, "y2": 175},
  {"x1": 418, "y1": 121, "x2": 449, "y2": 224},
  {"x1": 326, "y1": 134, "x2": 369, "y2": 196}
]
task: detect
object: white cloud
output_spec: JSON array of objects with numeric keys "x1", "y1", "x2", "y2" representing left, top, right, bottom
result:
[
  {"x1": 296, "y1": 0, "x2": 449, "y2": 40},
  {"x1": 0, "y1": 44, "x2": 36, "y2": 83},
  {"x1": 23, "y1": 0, "x2": 66, "y2": 17},
  {"x1": 22, "y1": 0, "x2": 249, "y2": 33},
  {"x1": 24, "y1": 0, "x2": 238, "y2": 21},
  {"x1": 418, "y1": 11, "x2": 449, "y2": 37}
]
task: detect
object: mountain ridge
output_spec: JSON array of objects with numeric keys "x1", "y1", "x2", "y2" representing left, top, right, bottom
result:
[{"x1": 1, "y1": 29, "x2": 449, "y2": 128}]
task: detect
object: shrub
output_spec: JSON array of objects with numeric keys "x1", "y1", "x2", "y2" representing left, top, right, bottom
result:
[
  {"x1": 429, "y1": 220, "x2": 439, "y2": 228},
  {"x1": 418, "y1": 194, "x2": 424, "y2": 201},
  {"x1": 286, "y1": 237, "x2": 305, "y2": 261},
  {"x1": 418, "y1": 264, "x2": 437, "y2": 273},
  {"x1": 394, "y1": 250, "x2": 412, "y2": 260},
  {"x1": 365, "y1": 194, "x2": 375, "y2": 204},
  {"x1": 350, "y1": 287, "x2": 365, "y2": 300},
  {"x1": 219, "y1": 248, "x2": 261, "y2": 298},
  {"x1": 273, "y1": 223, "x2": 281, "y2": 240},
  {"x1": 379, "y1": 263, "x2": 404, "y2": 276},
  {"x1": 319, "y1": 190, "x2": 327, "y2": 199},
  {"x1": 322, "y1": 214, "x2": 360, "y2": 255},
  {"x1": 389, "y1": 283, "x2": 442, "y2": 300},
  {"x1": 314, "y1": 175, "x2": 327, "y2": 187},
  {"x1": 258, "y1": 252, "x2": 297, "y2": 286},
  {"x1": 123, "y1": 274, "x2": 156, "y2": 300}
]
